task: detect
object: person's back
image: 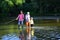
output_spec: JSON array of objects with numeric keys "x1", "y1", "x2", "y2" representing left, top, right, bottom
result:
[
  {"x1": 30, "y1": 17, "x2": 34, "y2": 25},
  {"x1": 25, "y1": 12, "x2": 30, "y2": 22}
]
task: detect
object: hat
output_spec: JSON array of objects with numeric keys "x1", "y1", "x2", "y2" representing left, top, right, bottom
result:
[{"x1": 27, "y1": 12, "x2": 30, "y2": 14}]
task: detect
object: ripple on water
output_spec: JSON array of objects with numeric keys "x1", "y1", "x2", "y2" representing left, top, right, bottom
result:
[{"x1": 2, "y1": 34, "x2": 20, "y2": 40}]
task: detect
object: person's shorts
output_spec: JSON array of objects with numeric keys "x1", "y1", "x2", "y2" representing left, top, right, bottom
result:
[
  {"x1": 31, "y1": 24, "x2": 34, "y2": 27},
  {"x1": 18, "y1": 21, "x2": 23, "y2": 25}
]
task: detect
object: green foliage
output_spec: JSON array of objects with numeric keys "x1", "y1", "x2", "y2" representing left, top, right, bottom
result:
[
  {"x1": 16, "y1": 0, "x2": 22, "y2": 5},
  {"x1": 0, "y1": 0, "x2": 25, "y2": 17},
  {"x1": 0, "y1": 0, "x2": 60, "y2": 17}
]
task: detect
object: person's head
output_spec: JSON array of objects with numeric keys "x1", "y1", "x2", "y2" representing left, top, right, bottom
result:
[
  {"x1": 30, "y1": 17, "x2": 33, "y2": 20},
  {"x1": 27, "y1": 12, "x2": 30, "y2": 15},
  {"x1": 20, "y1": 10, "x2": 23, "y2": 14}
]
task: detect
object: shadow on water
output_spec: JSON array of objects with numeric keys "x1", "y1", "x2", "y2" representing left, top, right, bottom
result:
[{"x1": 1, "y1": 26, "x2": 60, "y2": 40}]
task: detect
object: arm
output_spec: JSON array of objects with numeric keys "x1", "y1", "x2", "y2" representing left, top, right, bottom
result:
[
  {"x1": 16, "y1": 17, "x2": 18, "y2": 20},
  {"x1": 16, "y1": 15, "x2": 19, "y2": 20}
]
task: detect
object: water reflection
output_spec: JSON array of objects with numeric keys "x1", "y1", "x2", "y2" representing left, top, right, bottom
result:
[
  {"x1": 35, "y1": 29, "x2": 60, "y2": 40},
  {"x1": 1, "y1": 30, "x2": 60, "y2": 40},
  {"x1": 2, "y1": 34, "x2": 20, "y2": 40},
  {"x1": 2, "y1": 33, "x2": 37, "y2": 40},
  {"x1": 1, "y1": 26, "x2": 60, "y2": 40}
]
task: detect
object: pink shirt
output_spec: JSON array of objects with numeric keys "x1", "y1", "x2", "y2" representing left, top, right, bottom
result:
[{"x1": 17, "y1": 13, "x2": 24, "y2": 21}]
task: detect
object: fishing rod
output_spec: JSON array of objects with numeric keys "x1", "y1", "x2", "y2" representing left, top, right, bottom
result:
[
  {"x1": 5, "y1": 19, "x2": 16, "y2": 24},
  {"x1": 0, "y1": 18, "x2": 16, "y2": 25}
]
